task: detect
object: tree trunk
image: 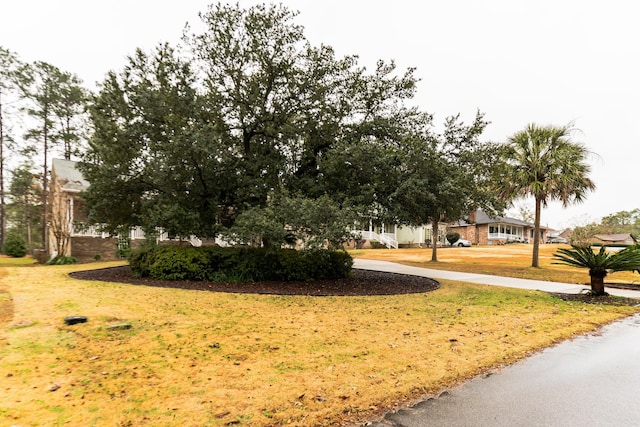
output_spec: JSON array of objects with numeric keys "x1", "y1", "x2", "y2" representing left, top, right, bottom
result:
[
  {"x1": 590, "y1": 273, "x2": 607, "y2": 296},
  {"x1": 25, "y1": 200, "x2": 31, "y2": 248},
  {"x1": 64, "y1": 115, "x2": 71, "y2": 160},
  {"x1": 42, "y1": 113, "x2": 48, "y2": 250},
  {"x1": 531, "y1": 196, "x2": 542, "y2": 268},
  {"x1": 431, "y1": 218, "x2": 439, "y2": 262},
  {"x1": 0, "y1": 90, "x2": 5, "y2": 252}
]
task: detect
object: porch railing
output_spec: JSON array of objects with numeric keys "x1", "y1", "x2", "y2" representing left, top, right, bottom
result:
[
  {"x1": 71, "y1": 224, "x2": 147, "y2": 240},
  {"x1": 488, "y1": 233, "x2": 527, "y2": 243},
  {"x1": 352, "y1": 230, "x2": 398, "y2": 249}
]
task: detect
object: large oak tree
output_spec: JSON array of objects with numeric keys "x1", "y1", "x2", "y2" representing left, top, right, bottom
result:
[{"x1": 81, "y1": 3, "x2": 424, "y2": 241}]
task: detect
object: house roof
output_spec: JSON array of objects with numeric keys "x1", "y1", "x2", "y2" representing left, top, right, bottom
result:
[
  {"x1": 594, "y1": 234, "x2": 637, "y2": 242},
  {"x1": 451, "y1": 209, "x2": 543, "y2": 229},
  {"x1": 52, "y1": 158, "x2": 89, "y2": 192}
]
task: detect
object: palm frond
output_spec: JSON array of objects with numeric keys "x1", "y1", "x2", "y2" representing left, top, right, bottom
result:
[{"x1": 553, "y1": 245, "x2": 640, "y2": 274}]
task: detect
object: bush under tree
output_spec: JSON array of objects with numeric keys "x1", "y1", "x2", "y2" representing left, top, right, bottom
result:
[
  {"x1": 446, "y1": 232, "x2": 460, "y2": 246},
  {"x1": 3, "y1": 231, "x2": 28, "y2": 257},
  {"x1": 128, "y1": 245, "x2": 353, "y2": 283}
]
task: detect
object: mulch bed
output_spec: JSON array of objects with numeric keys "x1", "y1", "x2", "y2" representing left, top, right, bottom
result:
[
  {"x1": 69, "y1": 266, "x2": 640, "y2": 305},
  {"x1": 550, "y1": 292, "x2": 640, "y2": 306},
  {"x1": 69, "y1": 266, "x2": 441, "y2": 296}
]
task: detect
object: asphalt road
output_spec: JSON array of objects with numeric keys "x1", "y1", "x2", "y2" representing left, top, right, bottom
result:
[{"x1": 370, "y1": 314, "x2": 640, "y2": 426}]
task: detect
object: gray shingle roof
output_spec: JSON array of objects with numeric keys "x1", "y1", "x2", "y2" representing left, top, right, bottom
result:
[
  {"x1": 52, "y1": 158, "x2": 89, "y2": 192},
  {"x1": 451, "y1": 209, "x2": 538, "y2": 228},
  {"x1": 594, "y1": 234, "x2": 637, "y2": 242}
]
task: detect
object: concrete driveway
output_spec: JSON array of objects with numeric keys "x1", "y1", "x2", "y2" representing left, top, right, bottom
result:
[
  {"x1": 354, "y1": 259, "x2": 640, "y2": 427},
  {"x1": 354, "y1": 259, "x2": 640, "y2": 298}
]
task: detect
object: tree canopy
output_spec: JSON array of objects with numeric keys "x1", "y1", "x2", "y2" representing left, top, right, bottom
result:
[
  {"x1": 570, "y1": 209, "x2": 640, "y2": 245},
  {"x1": 0, "y1": 48, "x2": 89, "y2": 252},
  {"x1": 7, "y1": 162, "x2": 42, "y2": 249},
  {"x1": 81, "y1": 2, "x2": 435, "y2": 243},
  {"x1": 0, "y1": 45, "x2": 24, "y2": 251},
  {"x1": 389, "y1": 111, "x2": 505, "y2": 260},
  {"x1": 79, "y1": 2, "x2": 512, "y2": 250}
]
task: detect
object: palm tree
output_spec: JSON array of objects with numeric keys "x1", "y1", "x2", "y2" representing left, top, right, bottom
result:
[
  {"x1": 500, "y1": 124, "x2": 595, "y2": 267},
  {"x1": 553, "y1": 245, "x2": 640, "y2": 296}
]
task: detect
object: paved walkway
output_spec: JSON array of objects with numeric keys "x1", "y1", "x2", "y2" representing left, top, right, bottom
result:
[{"x1": 354, "y1": 259, "x2": 640, "y2": 298}]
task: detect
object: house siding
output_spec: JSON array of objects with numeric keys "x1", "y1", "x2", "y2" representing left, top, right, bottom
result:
[
  {"x1": 476, "y1": 224, "x2": 489, "y2": 245},
  {"x1": 71, "y1": 236, "x2": 142, "y2": 262},
  {"x1": 397, "y1": 226, "x2": 424, "y2": 247},
  {"x1": 449, "y1": 224, "x2": 488, "y2": 245}
]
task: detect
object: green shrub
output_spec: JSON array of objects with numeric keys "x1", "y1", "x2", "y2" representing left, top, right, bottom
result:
[
  {"x1": 275, "y1": 249, "x2": 353, "y2": 281},
  {"x1": 3, "y1": 233, "x2": 28, "y2": 258},
  {"x1": 148, "y1": 246, "x2": 209, "y2": 281},
  {"x1": 46, "y1": 256, "x2": 77, "y2": 265},
  {"x1": 128, "y1": 245, "x2": 353, "y2": 282},
  {"x1": 326, "y1": 250, "x2": 354, "y2": 278},
  {"x1": 128, "y1": 244, "x2": 157, "y2": 277},
  {"x1": 446, "y1": 232, "x2": 460, "y2": 245}
]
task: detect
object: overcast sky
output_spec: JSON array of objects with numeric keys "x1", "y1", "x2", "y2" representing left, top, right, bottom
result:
[{"x1": 2, "y1": 0, "x2": 638, "y2": 229}]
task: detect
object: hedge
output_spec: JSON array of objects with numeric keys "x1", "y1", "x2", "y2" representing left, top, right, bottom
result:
[{"x1": 128, "y1": 245, "x2": 353, "y2": 282}]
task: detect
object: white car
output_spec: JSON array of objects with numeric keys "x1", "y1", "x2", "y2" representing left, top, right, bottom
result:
[
  {"x1": 451, "y1": 239, "x2": 472, "y2": 247},
  {"x1": 546, "y1": 236, "x2": 568, "y2": 244}
]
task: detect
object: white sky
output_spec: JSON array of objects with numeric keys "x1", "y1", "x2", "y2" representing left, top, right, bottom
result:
[{"x1": 2, "y1": 0, "x2": 638, "y2": 230}]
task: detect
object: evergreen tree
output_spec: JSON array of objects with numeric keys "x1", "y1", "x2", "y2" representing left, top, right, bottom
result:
[
  {"x1": 8, "y1": 163, "x2": 42, "y2": 249},
  {"x1": 0, "y1": 46, "x2": 23, "y2": 251},
  {"x1": 389, "y1": 111, "x2": 505, "y2": 261},
  {"x1": 17, "y1": 61, "x2": 87, "y2": 249},
  {"x1": 52, "y1": 73, "x2": 89, "y2": 159}
]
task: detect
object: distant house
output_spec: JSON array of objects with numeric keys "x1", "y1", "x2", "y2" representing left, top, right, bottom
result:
[
  {"x1": 448, "y1": 210, "x2": 548, "y2": 246},
  {"x1": 49, "y1": 159, "x2": 144, "y2": 262},
  {"x1": 351, "y1": 220, "x2": 451, "y2": 248},
  {"x1": 592, "y1": 234, "x2": 638, "y2": 246},
  {"x1": 545, "y1": 228, "x2": 572, "y2": 244},
  {"x1": 559, "y1": 228, "x2": 573, "y2": 242},
  {"x1": 351, "y1": 210, "x2": 548, "y2": 248}
]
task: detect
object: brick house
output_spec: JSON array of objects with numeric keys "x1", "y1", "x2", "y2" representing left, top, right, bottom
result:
[
  {"x1": 448, "y1": 210, "x2": 548, "y2": 245},
  {"x1": 350, "y1": 210, "x2": 548, "y2": 248}
]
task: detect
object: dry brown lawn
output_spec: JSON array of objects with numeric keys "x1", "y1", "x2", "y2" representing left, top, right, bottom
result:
[{"x1": 0, "y1": 249, "x2": 638, "y2": 426}]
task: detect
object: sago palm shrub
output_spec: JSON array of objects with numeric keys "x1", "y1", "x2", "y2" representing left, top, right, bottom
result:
[{"x1": 553, "y1": 245, "x2": 640, "y2": 296}]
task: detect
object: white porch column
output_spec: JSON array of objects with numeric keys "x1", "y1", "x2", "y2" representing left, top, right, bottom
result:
[{"x1": 67, "y1": 197, "x2": 74, "y2": 234}]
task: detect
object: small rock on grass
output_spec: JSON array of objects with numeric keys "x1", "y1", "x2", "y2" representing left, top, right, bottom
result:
[
  {"x1": 64, "y1": 316, "x2": 88, "y2": 325},
  {"x1": 107, "y1": 322, "x2": 132, "y2": 331}
]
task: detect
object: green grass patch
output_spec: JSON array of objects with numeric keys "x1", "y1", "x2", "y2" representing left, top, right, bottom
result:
[{"x1": 0, "y1": 255, "x2": 38, "y2": 266}]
